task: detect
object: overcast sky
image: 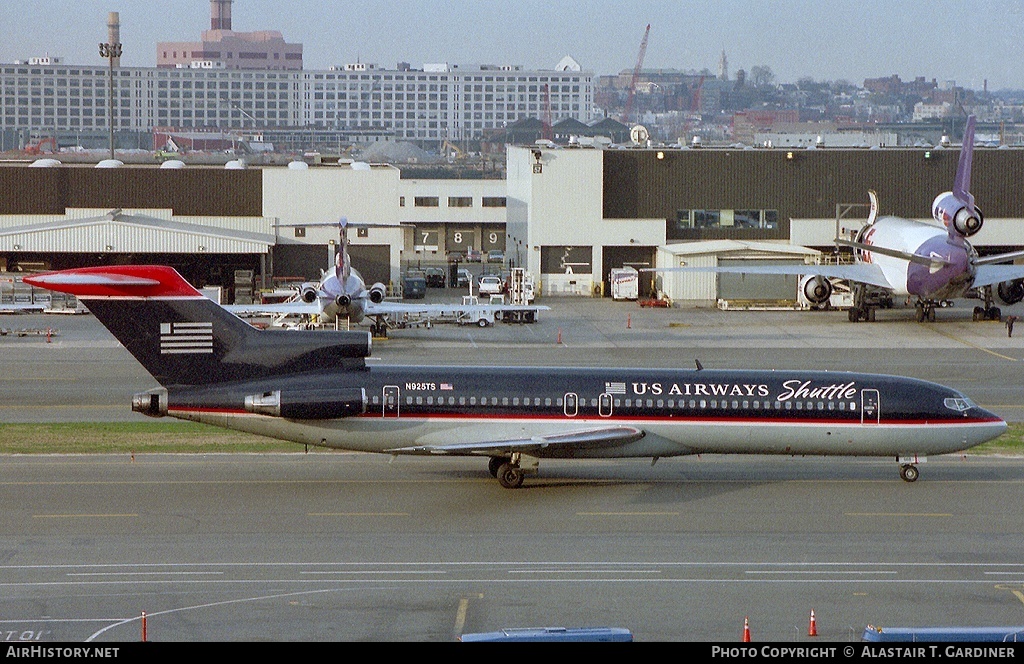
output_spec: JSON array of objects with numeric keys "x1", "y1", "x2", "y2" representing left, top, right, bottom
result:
[{"x1": 4, "y1": 0, "x2": 1024, "y2": 90}]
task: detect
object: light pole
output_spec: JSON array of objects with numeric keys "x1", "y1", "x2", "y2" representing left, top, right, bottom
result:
[{"x1": 98, "y1": 41, "x2": 122, "y2": 160}]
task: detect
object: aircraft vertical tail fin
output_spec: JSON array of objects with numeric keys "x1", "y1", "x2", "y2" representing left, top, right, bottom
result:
[
  {"x1": 932, "y1": 114, "x2": 982, "y2": 239},
  {"x1": 24, "y1": 265, "x2": 371, "y2": 387},
  {"x1": 953, "y1": 114, "x2": 976, "y2": 212}
]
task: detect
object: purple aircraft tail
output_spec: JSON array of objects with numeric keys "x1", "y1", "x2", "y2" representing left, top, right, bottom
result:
[
  {"x1": 932, "y1": 115, "x2": 982, "y2": 240},
  {"x1": 953, "y1": 114, "x2": 976, "y2": 212}
]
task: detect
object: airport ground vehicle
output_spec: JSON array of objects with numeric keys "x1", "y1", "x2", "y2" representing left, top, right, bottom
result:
[
  {"x1": 424, "y1": 267, "x2": 446, "y2": 288},
  {"x1": 862, "y1": 625, "x2": 1024, "y2": 642},
  {"x1": 460, "y1": 627, "x2": 633, "y2": 642},
  {"x1": 456, "y1": 268, "x2": 472, "y2": 288},
  {"x1": 487, "y1": 249, "x2": 505, "y2": 264},
  {"x1": 401, "y1": 273, "x2": 426, "y2": 299},
  {"x1": 477, "y1": 274, "x2": 504, "y2": 296}
]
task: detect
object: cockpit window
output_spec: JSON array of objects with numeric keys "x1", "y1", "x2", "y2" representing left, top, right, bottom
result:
[{"x1": 944, "y1": 397, "x2": 973, "y2": 412}]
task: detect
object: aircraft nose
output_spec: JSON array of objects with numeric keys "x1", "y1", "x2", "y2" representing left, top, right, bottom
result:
[{"x1": 970, "y1": 405, "x2": 1007, "y2": 442}]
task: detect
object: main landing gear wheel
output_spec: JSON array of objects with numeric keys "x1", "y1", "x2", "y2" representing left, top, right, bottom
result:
[
  {"x1": 497, "y1": 462, "x2": 525, "y2": 489},
  {"x1": 488, "y1": 456, "x2": 511, "y2": 478},
  {"x1": 899, "y1": 464, "x2": 919, "y2": 483}
]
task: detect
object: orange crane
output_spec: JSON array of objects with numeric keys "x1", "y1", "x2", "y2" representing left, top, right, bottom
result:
[
  {"x1": 24, "y1": 136, "x2": 57, "y2": 155},
  {"x1": 621, "y1": 24, "x2": 651, "y2": 125},
  {"x1": 542, "y1": 84, "x2": 553, "y2": 141}
]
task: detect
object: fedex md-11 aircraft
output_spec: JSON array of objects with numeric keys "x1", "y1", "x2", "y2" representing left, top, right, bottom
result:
[
  {"x1": 26, "y1": 265, "x2": 1005, "y2": 487},
  {"x1": 653, "y1": 115, "x2": 1024, "y2": 323}
]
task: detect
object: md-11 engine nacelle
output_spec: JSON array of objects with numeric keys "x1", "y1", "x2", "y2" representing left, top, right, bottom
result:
[
  {"x1": 300, "y1": 284, "x2": 320, "y2": 303},
  {"x1": 998, "y1": 279, "x2": 1024, "y2": 305},
  {"x1": 368, "y1": 282, "x2": 387, "y2": 304},
  {"x1": 800, "y1": 275, "x2": 833, "y2": 305},
  {"x1": 933, "y1": 192, "x2": 983, "y2": 238},
  {"x1": 245, "y1": 387, "x2": 366, "y2": 420}
]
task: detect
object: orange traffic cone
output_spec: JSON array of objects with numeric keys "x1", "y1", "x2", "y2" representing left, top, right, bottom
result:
[
  {"x1": 742, "y1": 616, "x2": 751, "y2": 642},
  {"x1": 809, "y1": 609, "x2": 818, "y2": 637}
]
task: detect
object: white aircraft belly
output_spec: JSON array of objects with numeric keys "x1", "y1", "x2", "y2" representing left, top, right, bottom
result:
[{"x1": 176, "y1": 411, "x2": 1003, "y2": 460}]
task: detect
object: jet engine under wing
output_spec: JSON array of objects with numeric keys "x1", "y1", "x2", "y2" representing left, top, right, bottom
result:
[
  {"x1": 385, "y1": 425, "x2": 646, "y2": 457},
  {"x1": 651, "y1": 263, "x2": 893, "y2": 290}
]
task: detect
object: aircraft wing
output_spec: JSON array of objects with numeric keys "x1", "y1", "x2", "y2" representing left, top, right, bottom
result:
[
  {"x1": 647, "y1": 263, "x2": 893, "y2": 290},
  {"x1": 384, "y1": 425, "x2": 645, "y2": 457},
  {"x1": 976, "y1": 249, "x2": 1024, "y2": 266},
  {"x1": 363, "y1": 301, "x2": 549, "y2": 318},
  {"x1": 973, "y1": 264, "x2": 1024, "y2": 289},
  {"x1": 0, "y1": 302, "x2": 47, "y2": 313},
  {"x1": 224, "y1": 302, "x2": 321, "y2": 316}
]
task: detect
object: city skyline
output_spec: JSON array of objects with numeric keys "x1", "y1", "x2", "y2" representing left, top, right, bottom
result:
[{"x1": 3, "y1": 0, "x2": 1024, "y2": 90}]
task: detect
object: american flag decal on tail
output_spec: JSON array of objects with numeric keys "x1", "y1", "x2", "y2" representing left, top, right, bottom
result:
[{"x1": 160, "y1": 322, "x2": 213, "y2": 354}]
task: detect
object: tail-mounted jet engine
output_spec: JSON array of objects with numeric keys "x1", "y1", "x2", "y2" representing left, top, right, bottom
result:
[
  {"x1": 933, "y1": 192, "x2": 983, "y2": 238},
  {"x1": 368, "y1": 282, "x2": 387, "y2": 304},
  {"x1": 998, "y1": 279, "x2": 1024, "y2": 305},
  {"x1": 336, "y1": 293, "x2": 352, "y2": 308},
  {"x1": 300, "y1": 284, "x2": 320, "y2": 303},
  {"x1": 800, "y1": 275, "x2": 833, "y2": 305},
  {"x1": 245, "y1": 387, "x2": 366, "y2": 420},
  {"x1": 132, "y1": 388, "x2": 168, "y2": 417}
]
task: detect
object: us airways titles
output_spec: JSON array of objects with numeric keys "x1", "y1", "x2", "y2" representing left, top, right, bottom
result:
[{"x1": 630, "y1": 380, "x2": 859, "y2": 402}]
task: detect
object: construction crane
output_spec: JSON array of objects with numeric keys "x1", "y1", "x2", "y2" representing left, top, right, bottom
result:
[
  {"x1": 621, "y1": 23, "x2": 651, "y2": 125},
  {"x1": 683, "y1": 74, "x2": 706, "y2": 137}
]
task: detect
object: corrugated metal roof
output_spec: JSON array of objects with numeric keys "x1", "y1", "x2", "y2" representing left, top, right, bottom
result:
[
  {"x1": 662, "y1": 240, "x2": 820, "y2": 257},
  {"x1": 0, "y1": 209, "x2": 274, "y2": 254}
]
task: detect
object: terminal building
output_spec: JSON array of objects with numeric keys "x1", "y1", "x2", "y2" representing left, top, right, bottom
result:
[{"x1": 3, "y1": 141, "x2": 1024, "y2": 307}]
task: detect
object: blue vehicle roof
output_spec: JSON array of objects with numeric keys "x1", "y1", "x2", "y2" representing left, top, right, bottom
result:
[
  {"x1": 863, "y1": 625, "x2": 1024, "y2": 642},
  {"x1": 460, "y1": 627, "x2": 633, "y2": 642}
]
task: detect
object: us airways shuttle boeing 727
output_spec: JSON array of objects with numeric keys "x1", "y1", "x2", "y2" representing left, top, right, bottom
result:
[{"x1": 26, "y1": 265, "x2": 1006, "y2": 487}]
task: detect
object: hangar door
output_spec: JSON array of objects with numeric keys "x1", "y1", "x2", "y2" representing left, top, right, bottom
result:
[
  {"x1": 347, "y1": 244, "x2": 391, "y2": 286},
  {"x1": 717, "y1": 259, "x2": 800, "y2": 301}
]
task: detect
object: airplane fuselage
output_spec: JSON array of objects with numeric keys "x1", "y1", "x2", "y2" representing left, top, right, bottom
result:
[
  {"x1": 161, "y1": 365, "x2": 1003, "y2": 460},
  {"x1": 860, "y1": 216, "x2": 975, "y2": 300}
]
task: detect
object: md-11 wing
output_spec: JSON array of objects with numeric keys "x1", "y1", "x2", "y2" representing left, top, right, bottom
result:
[
  {"x1": 646, "y1": 263, "x2": 893, "y2": 290},
  {"x1": 385, "y1": 425, "x2": 645, "y2": 457},
  {"x1": 973, "y1": 264, "x2": 1024, "y2": 289}
]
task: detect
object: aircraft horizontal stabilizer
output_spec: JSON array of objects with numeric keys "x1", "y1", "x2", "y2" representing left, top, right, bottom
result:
[{"x1": 384, "y1": 425, "x2": 646, "y2": 456}]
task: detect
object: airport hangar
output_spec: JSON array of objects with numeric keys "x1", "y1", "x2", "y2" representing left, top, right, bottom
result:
[{"x1": 2, "y1": 143, "x2": 1024, "y2": 305}]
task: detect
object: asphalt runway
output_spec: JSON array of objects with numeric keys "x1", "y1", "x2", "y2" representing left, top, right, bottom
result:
[
  {"x1": 2, "y1": 453, "x2": 1024, "y2": 642},
  {"x1": 2, "y1": 297, "x2": 1024, "y2": 642}
]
